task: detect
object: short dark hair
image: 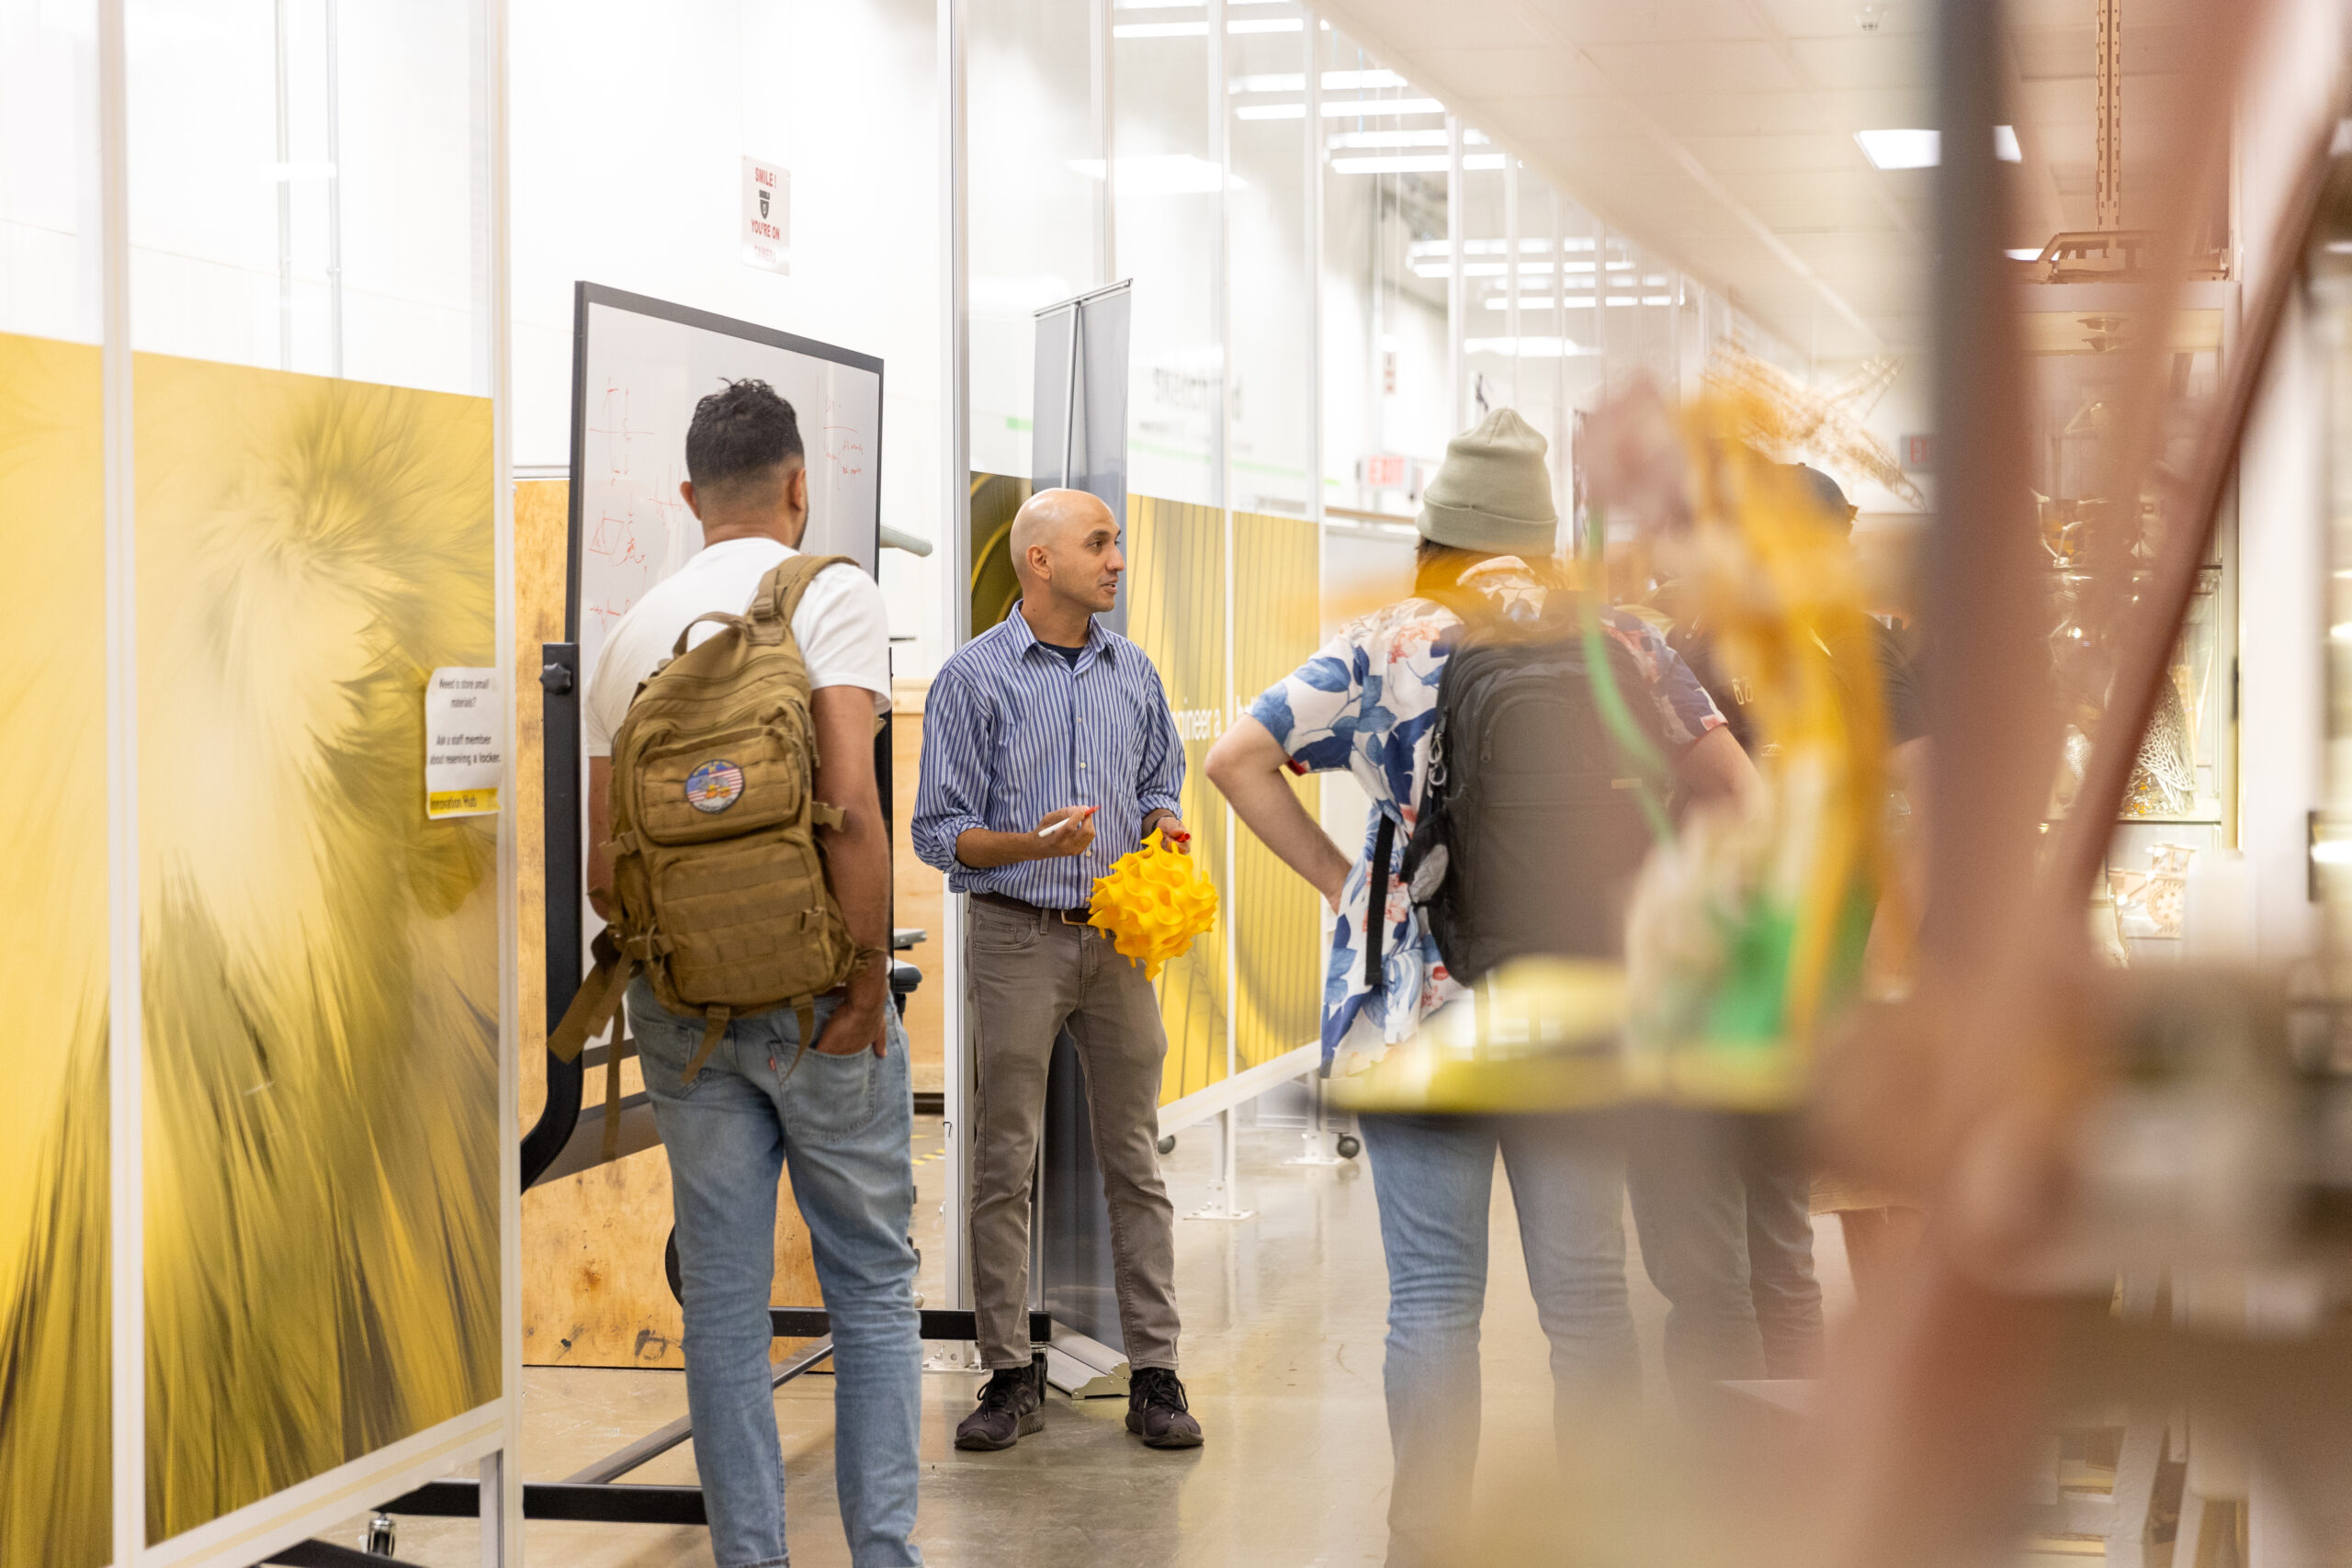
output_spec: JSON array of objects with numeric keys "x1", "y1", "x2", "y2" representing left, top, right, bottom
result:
[{"x1": 685, "y1": 378, "x2": 805, "y2": 499}]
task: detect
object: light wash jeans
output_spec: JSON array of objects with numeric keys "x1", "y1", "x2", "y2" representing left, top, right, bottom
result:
[
  {"x1": 629, "y1": 978, "x2": 925, "y2": 1568},
  {"x1": 1360, "y1": 1112, "x2": 1637, "y2": 1568}
]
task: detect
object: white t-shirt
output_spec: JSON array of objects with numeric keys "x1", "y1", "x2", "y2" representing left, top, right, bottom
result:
[{"x1": 583, "y1": 537, "x2": 890, "y2": 759}]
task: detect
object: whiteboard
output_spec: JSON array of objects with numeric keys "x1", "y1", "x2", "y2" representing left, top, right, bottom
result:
[{"x1": 568, "y1": 283, "x2": 884, "y2": 681}]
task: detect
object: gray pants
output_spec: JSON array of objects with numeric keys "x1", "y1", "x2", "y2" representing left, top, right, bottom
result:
[{"x1": 966, "y1": 897, "x2": 1182, "y2": 1371}]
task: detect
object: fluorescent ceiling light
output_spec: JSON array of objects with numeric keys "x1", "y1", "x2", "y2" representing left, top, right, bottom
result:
[
  {"x1": 2007, "y1": 247, "x2": 2044, "y2": 260},
  {"x1": 1228, "y1": 17, "x2": 1303, "y2": 32},
  {"x1": 1320, "y1": 96, "x2": 1444, "y2": 118},
  {"x1": 1854, "y1": 128, "x2": 1938, "y2": 169},
  {"x1": 1067, "y1": 154, "x2": 1244, "y2": 193},
  {"x1": 1332, "y1": 152, "x2": 1506, "y2": 175},
  {"x1": 1855, "y1": 125, "x2": 2023, "y2": 168},
  {"x1": 1328, "y1": 129, "x2": 1455, "y2": 149},
  {"x1": 2327, "y1": 240, "x2": 2352, "y2": 254},
  {"x1": 1242, "y1": 96, "x2": 1448, "y2": 120}
]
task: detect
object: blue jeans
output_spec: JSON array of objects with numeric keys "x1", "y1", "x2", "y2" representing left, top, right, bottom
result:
[
  {"x1": 629, "y1": 979, "x2": 925, "y2": 1568},
  {"x1": 1360, "y1": 1113, "x2": 1637, "y2": 1568}
]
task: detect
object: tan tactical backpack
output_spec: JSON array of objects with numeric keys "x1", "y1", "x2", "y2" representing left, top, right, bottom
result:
[{"x1": 548, "y1": 553, "x2": 859, "y2": 1103}]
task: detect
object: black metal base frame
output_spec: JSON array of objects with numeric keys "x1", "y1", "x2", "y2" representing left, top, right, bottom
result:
[{"x1": 363, "y1": 1310, "x2": 1053, "y2": 1533}]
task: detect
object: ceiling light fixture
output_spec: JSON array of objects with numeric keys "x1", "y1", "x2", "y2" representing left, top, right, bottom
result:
[
  {"x1": 1333, "y1": 152, "x2": 1507, "y2": 175},
  {"x1": 1319, "y1": 96, "x2": 1445, "y2": 118},
  {"x1": 1856, "y1": 125, "x2": 2023, "y2": 168},
  {"x1": 1854, "y1": 128, "x2": 1939, "y2": 169}
]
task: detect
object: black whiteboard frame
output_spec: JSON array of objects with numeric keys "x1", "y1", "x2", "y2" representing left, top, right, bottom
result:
[{"x1": 563, "y1": 280, "x2": 889, "y2": 639}]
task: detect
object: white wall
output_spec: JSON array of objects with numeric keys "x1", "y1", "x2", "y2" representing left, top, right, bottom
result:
[
  {"x1": 509, "y1": 0, "x2": 946, "y2": 672},
  {"x1": 0, "y1": 0, "x2": 101, "y2": 344}
]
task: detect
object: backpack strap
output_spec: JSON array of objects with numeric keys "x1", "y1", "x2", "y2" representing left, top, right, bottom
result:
[
  {"x1": 678, "y1": 1006, "x2": 731, "y2": 1087},
  {"x1": 748, "y1": 553, "x2": 858, "y2": 644},
  {"x1": 670, "y1": 610, "x2": 752, "y2": 658},
  {"x1": 548, "y1": 929, "x2": 637, "y2": 1065},
  {"x1": 1363, "y1": 814, "x2": 1397, "y2": 988},
  {"x1": 776, "y1": 997, "x2": 820, "y2": 1085},
  {"x1": 599, "y1": 1030, "x2": 629, "y2": 1163}
]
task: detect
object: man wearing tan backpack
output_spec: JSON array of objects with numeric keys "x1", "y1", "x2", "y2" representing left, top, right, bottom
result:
[{"x1": 575, "y1": 378, "x2": 921, "y2": 1568}]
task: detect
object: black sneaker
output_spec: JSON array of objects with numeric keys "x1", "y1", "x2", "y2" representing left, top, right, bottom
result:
[
  {"x1": 955, "y1": 1360, "x2": 1046, "y2": 1451},
  {"x1": 1125, "y1": 1366, "x2": 1203, "y2": 1449}
]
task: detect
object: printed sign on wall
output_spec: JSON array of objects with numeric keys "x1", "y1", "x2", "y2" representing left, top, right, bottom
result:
[
  {"x1": 426, "y1": 667, "x2": 503, "y2": 818},
  {"x1": 742, "y1": 156, "x2": 790, "y2": 274}
]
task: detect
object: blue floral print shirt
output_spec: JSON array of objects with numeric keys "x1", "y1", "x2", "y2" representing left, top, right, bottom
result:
[{"x1": 1245, "y1": 557, "x2": 1727, "y2": 1074}]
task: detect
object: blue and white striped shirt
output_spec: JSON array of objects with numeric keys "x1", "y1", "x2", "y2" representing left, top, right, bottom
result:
[{"x1": 912, "y1": 607, "x2": 1185, "y2": 908}]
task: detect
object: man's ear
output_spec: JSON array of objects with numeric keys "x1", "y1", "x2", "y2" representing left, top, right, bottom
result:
[
  {"x1": 679, "y1": 479, "x2": 700, "y2": 518},
  {"x1": 787, "y1": 464, "x2": 809, "y2": 513}
]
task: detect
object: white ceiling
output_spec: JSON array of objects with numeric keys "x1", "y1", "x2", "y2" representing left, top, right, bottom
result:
[{"x1": 1312, "y1": 0, "x2": 2206, "y2": 360}]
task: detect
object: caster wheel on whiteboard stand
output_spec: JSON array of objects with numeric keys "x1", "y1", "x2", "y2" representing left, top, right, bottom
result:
[
  {"x1": 1335, "y1": 1134, "x2": 1362, "y2": 1160},
  {"x1": 664, "y1": 1227, "x2": 684, "y2": 1305},
  {"x1": 1157, "y1": 1134, "x2": 1176, "y2": 1155}
]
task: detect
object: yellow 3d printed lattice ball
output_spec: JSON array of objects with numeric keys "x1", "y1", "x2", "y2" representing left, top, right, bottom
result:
[{"x1": 1087, "y1": 832, "x2": 1219, "y2": 979}]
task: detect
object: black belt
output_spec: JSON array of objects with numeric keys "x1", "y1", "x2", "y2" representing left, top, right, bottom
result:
[{"x1": 972, "y1": 891, "x2": 1095, "y2": 926}]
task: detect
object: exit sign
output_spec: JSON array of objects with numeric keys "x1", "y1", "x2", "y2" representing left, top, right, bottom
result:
[{"x1": 1900, "y1": 433, "x2": 1935, "y2": 471}]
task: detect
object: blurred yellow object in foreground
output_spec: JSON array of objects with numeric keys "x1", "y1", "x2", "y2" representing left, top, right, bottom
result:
[
  {"x1": 1327, "y1": 957, "x2": 1632, "y2": 1114},
  {"x1": 1324, "y1": 955, "x2": 1815, "y2": 1114},
  {"x1": 1088, "y1": 831, "x2": 1218, "y2": 979}
]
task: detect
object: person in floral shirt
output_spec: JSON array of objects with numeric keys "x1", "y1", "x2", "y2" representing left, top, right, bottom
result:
[{"x1": 1207, "y1": 410, "x2": 1752, "y2": 1568}]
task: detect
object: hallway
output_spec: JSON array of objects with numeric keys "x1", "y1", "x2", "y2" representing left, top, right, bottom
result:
[{"x1": 338, "y1": 1119, "x2": 1859, "y2": 1567}]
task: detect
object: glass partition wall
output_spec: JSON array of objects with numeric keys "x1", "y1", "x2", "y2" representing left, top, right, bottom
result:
[{"x1": 951, "y1": 0, "x2": 1779, "y2": 1140}]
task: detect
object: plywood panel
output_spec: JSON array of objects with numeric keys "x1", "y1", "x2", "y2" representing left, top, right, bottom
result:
[
  {"x1": 515, "y1": 479, "x2": 826, "y2": 1367},
  {"x1": 523, "y1": 1146, "x2": 825, "y2": 1371},
  {"x1": 892, "y1": 677, "x2": 944, "y2": 1093}
]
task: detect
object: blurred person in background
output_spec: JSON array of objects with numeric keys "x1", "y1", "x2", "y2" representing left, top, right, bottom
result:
[
  {"x1": 1645, "y1": 463, "x2": 1930, "y2": 1343},
  {"x1": 1206, "y1": 410, "x2": 1755, "y2": 1568}
]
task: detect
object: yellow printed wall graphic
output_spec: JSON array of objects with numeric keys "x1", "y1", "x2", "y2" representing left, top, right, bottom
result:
[
  {"x1": 0, "y1": 332, "x2": 110, "y2": 1568},
  {"x1": 135, "y1": 355, "x2": 501, "y2": 1541}
]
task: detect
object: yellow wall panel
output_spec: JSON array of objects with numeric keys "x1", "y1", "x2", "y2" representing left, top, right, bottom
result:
[
  {"x1": 1231, "y1": 510, "x2": 1322, "y2": 1069},
  {"x1": 134, "y1": 355, "x2": 501, "y2": 1541},
  {"x1": 0, "y1": 331, "x2": 110, "y2": 1568},
  {"x1": 1125, "y1": 495, "x2": 1231, "y2": 1103}
]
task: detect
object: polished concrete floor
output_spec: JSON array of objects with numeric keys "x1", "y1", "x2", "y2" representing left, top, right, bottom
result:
[{"x1": 331, "y1": 1114, "x2": 1863, "y2": 1567}]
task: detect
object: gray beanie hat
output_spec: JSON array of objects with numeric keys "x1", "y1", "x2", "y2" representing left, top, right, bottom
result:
[{"x1": 1416, "y1": 408, "x2": 1558, "y2": 555}]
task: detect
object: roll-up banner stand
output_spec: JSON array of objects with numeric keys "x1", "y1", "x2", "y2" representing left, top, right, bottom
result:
[
  {"x1": 1031, "y1": 280, "x2": 1132, "y2": 637},
  {"x1": 1026, "y1": 281, "x2": 1143, "y2": 1387}
]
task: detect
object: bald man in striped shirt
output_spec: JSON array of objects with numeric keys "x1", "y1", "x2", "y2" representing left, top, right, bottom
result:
[{"x1": 911, "y1": 489, "x2": 1204, "y2": 1453}]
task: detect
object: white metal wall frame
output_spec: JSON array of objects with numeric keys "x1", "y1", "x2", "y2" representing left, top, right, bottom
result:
[{"x1": 89, "y1": 1, "x2": 526, "y2": 1562}]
